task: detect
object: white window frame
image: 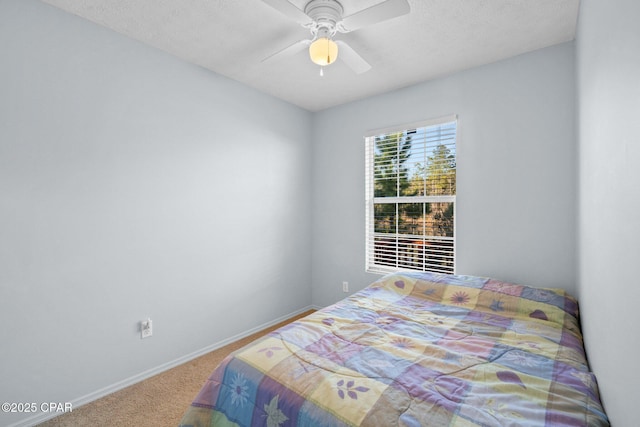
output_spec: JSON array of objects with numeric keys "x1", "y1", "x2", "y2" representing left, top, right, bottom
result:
[{"x1": 365, "y1": 115, "x2": 457, "y2": 275}]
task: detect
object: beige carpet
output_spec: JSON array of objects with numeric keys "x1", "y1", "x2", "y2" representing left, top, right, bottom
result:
[{"x1": 38, "y1": 310, "x2": 314, "y2": 427}]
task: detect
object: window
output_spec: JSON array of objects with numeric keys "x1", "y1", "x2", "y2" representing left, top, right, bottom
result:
[{"x1": 365, "y1": 115, "x2": 457, "y2": 274}]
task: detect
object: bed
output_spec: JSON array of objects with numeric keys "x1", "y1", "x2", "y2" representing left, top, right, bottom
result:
[{"x1": 178, "y1": 272, "x2": 609, "y2": 426}]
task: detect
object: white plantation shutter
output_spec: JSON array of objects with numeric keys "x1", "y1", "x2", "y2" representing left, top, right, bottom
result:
[{"x1": 365, "y1": 115, "x2": 457, "y2": 274}]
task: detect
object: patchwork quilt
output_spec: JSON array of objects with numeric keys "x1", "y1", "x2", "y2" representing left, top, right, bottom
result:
[{"x1": 179, "y1": 272, "x2": 609, "y2": 426}]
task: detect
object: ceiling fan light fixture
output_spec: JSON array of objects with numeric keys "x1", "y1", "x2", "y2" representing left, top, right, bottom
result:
[{"x1": 309, "y1": 37, "x2": 338, "y2": 66}]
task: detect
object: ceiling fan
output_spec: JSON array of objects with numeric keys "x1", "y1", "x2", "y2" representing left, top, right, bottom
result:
[{"x1": 261, "y1": 0, "x2": 411, "y2": 74}]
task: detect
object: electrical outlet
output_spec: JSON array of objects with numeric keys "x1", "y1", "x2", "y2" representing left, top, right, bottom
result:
[
  {"x1": 342, "y1": 281, "x2": 349, "y2": 292},
  {"x1": 141, "y1": 318, "x2": 153, "y2": 339}
]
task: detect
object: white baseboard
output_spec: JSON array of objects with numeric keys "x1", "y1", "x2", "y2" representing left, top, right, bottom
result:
[{"x1": 7, "y1": 305, "x2": 317, "y2": 427}]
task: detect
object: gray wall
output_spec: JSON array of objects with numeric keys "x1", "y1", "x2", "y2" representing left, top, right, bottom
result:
[
  {"x1": 311, "y1": 42, "x2": 577, "y2": 307},
  {"x1": 0, "y1": 1, "x2": 311, "y2": 425},
  {"x1": 576, "y1": 0, "x2": 640, "y2": 424}
]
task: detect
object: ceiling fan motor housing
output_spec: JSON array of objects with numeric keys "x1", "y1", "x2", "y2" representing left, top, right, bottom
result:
[{"x1": 304, "y1": 0, "x2": 343, "y2": 38}]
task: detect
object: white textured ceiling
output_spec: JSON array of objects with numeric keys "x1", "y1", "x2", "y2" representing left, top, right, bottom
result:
[{"x1": 40, "y1": 0, "x2": 580, "y2": 112}]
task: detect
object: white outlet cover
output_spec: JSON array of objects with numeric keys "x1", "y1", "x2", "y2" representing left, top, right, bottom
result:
[{"x1": 141, "y1": 319, "x2": 152, "y2": 339}]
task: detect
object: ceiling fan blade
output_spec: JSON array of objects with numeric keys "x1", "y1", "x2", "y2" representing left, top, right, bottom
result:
[
  {"x1": 339, "y1": 0, "x2": 410, "y2": 32},
  {"x1": 262, "y1": 0, "x2": 313, "y2": 26},
  {"x1": 335, "y1": 40, "x2": 371, "y2": 74},
  {"x1": 262, "y1": 39, "x2": 312, "y2": 64}
]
